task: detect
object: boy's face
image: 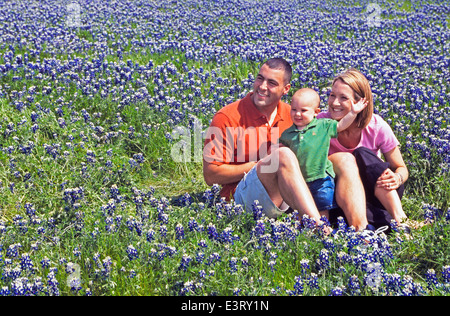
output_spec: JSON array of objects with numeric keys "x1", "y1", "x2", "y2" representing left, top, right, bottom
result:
[{"x1": 290, "y1": 98, "x2": 320, "y2": 129}]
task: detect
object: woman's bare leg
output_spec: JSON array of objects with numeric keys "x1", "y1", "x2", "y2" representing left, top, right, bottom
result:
[
  {"x1": 329, "y1": 152, "x2": 368, "y2": 231},
  {"x1": 374, "y1": 187, "x2": 407, "y2": 223}
]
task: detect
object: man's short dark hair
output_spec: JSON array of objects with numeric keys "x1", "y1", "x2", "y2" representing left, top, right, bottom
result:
[{"x1": 263, "y1": 58, "x2": 292, "y2": 84}]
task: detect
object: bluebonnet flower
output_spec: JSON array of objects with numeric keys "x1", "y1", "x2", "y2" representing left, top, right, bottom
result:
[
  {"x1": 347, "y1": 275, "x2": 361, "y2": 295},
  {"x1": 233, "y1": 288, "x2": 242, "y2": 296},
  {"x1": 195, "y1": 252, "x2": 205, "y2": 264},
  {"x1": 126, "y1": 245, "x2": 139, "y2": 261},
  {"x1": 178, "y1": 254, "x2": 192, "y2": 272},
  {"x1": 425, "y1": 269, "x2": 439, "y2": 290},
  {"x1": 0, "y1": 286, "x2": 11, "y2": 296},
  {"x1": 442, "y1": 265, "x2": 450, "y2": 284},
  {"x1": 307, "y1": 273, "x2": 319, "y2": 290},
  {"x1": 220, "y1": 226, "x2": 238, "y2": 244},
  {"x1": 175, "y1": 223, "x2": 185, "y2": 240},
  {"x1": 252, "y1": 219, "x2": 266, "y2": 238},
  {"x1": 63, "y1": 187, "x2": 84, "y2": 207},
  {"x1": 337, "y1": 216, "x2": 347, "y2": 232},
  {"x1": 268, "y1": 260, "x2": 276, "y2": 272},
  {"x1": 11, "y1": 277, "x2": 32, "y2": 296},
  {"x1": 207, "y1": 223, "x2": 219, "y2": 241},
  {"x1": 301, "y1": 215, "x2": 316, "y2": 230},
  {"x1": 6, "y1": 243, "x2": 21, "y2": 259},
  {"x1": 188, "y1": 217, "x2": 199, "y2": 232},
  {"x1": 317, "y1": 249, "x2": 330, "y2": 271},
  {"x1": 251, "y1": 200, "x2": 263, "y2": 220},
  {"x1": 329, "y1": 286, "x2": 344, "y2": 296},
  {"x1": 198, "y1": 239, "x2": 207, "y2": 248},
  {"x1": 128, "y1": 270, "x2": 137, "y2": 278},
  {"x1": 73, "y1": 247, "x2": 81, "y2": 257},
  {"x1": 102, "y1": 257, "x2": 113, "y2": 276},
  {"x1": 384, "y1": 273, "x2": 404, "y2": 295},
  {"x1": 146, "y1": 229, "x2": 155, "y2": 242},
  {"x1": 20, "y1": 253, "x2": 35, "y2": 273},
  {"x1": 300, "y1": 259, "x2": 311, "y2": 276},
  {"x1": 293, "y1": 276, "x2": 304, "y2": 295},
  {"x1": 47, "y1": 271, "x2": 59, "y2": 296},
  {"x1": 40, "y1": 257, "x2": 51, "y2": 270},
  {"x1": 179, "y1": 280, "x2": 201, "y2": 296},
  {"x1": 402, "y1": 275, "x2": 424, "y2": 296},
  {"x1": 229, "y1": 257, "x2": 238, "y2": 273},
  {"x1": 110, "y1": 184, "x2": 119, "y2": 200},
  {"x1": 422, "y1": 203, "x2": 439, "y2": 224},
  {"x1": 160, "y1": 225, "x2": 167, "y2": 238},
  {"x1": 203, "y1": 189, "x2": 215, "y2": 205},
  {"x1": 180, "y1": 192, "x2": 192, "y2": 206},
  {"x1": 206, "y1": 252, "x2": 221, "y2": 266}
]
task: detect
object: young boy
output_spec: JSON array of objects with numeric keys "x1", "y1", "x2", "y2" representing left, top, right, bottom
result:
[{"x1": 279, "y1": 88, "x2": 367, "y2": 214}]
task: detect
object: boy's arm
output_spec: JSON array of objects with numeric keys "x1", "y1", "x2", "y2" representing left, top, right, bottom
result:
[{"x1": 336, "y1": 98, "x2": 368, "y2": 132}]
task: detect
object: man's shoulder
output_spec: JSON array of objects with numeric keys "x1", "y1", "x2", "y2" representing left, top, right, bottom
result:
[
  {"x1": 216, "y1": 98, "x2": 243, "y2": 116},
  {"x1": 216, "y1": 92, "x2": 253, "y2": 114},
  {"x1": 278, "y1": 99, "x2": 291, "y2": 110}
]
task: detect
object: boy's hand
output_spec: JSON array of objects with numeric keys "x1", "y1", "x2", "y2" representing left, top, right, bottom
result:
[{"x1": 351, "y1": 98, "x2": 368, "y2": 114}]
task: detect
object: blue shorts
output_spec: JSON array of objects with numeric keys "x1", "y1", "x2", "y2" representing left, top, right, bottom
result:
[
  {"x1": 307, "y1": 175, "x2": 338, "y2": 212},
  {"x1": 234, "y1": 166, "x2": 289, "y2": 218}
]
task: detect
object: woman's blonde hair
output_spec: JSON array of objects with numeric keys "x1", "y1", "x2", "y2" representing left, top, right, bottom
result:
[{"x1": 332, "y1": 68, "x2": 373, "y2": 129}]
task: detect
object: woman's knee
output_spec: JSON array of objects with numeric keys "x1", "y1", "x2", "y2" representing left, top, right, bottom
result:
[{"x1": 329, "y1": 152, "x2": 358, "y2": 176}]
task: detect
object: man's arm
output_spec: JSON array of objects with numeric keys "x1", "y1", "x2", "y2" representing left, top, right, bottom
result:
[{"x1": 203, "y1": 160, "x2": 256, "y2": 186}]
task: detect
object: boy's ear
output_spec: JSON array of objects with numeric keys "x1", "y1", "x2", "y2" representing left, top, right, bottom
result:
[{"x1": 314, "y1": 108, "x2": 321, "y2": 115}]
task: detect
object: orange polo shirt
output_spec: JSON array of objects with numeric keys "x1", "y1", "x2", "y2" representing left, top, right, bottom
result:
[{"x1": 203, "y1": 92, "x2": 293, "y2": 200}]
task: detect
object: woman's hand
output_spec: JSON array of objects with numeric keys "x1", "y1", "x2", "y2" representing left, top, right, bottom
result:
[{"x1": 376, "y1": 168, "x2": 402, "y2": 191}]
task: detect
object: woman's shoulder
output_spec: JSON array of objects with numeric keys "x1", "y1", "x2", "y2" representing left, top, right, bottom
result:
[
  {"x1": 316, "y1": 111, "x2": 331, "y2": 119},
  {"x1": 368, "y1": 113, "x2": 392, "y2": 131}
]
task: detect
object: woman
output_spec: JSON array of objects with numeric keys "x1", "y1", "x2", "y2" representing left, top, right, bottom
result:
[{"x1": 318, "y1": 68, "x2": 416, "y2": 232}]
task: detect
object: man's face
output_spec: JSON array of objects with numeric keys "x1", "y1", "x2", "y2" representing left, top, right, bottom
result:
[{"x1": 252, "y1": 64, "x2": 290, "y2": 110}]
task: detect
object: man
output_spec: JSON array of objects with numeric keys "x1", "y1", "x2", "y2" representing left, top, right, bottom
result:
[{"x1": 203, "y1": 58, "x2": 324, "y2": 225}]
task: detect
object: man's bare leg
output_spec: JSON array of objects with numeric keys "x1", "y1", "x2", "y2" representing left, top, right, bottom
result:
[
  {"x1": 329, "y1": 152, "x2": 368, "y2": 231},
  {"x1": 256, "y1": 147, "x2": 322, "y2": 224}
]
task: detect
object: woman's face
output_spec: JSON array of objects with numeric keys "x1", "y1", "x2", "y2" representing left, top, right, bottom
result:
[{"x1": 327, "y1": 79, "x2": 356, "y2": 121}]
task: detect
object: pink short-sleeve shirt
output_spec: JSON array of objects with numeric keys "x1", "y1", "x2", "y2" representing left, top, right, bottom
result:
[{"x1": 316, "y1": 112, "x2": 400, "y2": 157}]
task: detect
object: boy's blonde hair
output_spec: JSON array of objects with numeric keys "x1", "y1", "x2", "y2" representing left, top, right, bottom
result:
[
  {"x1": 293, "y1": 88, "x2": 320, "y2": 109},
  {"x1": 332, "y1": 68, "x2": 373, "y2": 129}
]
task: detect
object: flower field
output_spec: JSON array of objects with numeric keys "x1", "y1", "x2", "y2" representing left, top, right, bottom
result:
[{"x1": 0, "y1": 0, "x2": 449, "y2": 297}]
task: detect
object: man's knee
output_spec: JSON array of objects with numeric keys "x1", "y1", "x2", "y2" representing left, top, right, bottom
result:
[
  {"x1": 257, "y1": 146, "x2": 297, "y2": 174},
  {"x1": 274, "y1": 146, "x2": 299, "y2": 172}
]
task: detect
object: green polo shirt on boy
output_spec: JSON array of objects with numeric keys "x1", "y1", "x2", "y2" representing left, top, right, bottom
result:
[{"x1": 279, "y1": 117, "x2": 338, "y2": 183}]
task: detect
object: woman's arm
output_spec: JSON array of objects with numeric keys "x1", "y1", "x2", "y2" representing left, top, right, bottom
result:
[{"x1": 377, "y1": 146, "x2": 409, "y2": 190}]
